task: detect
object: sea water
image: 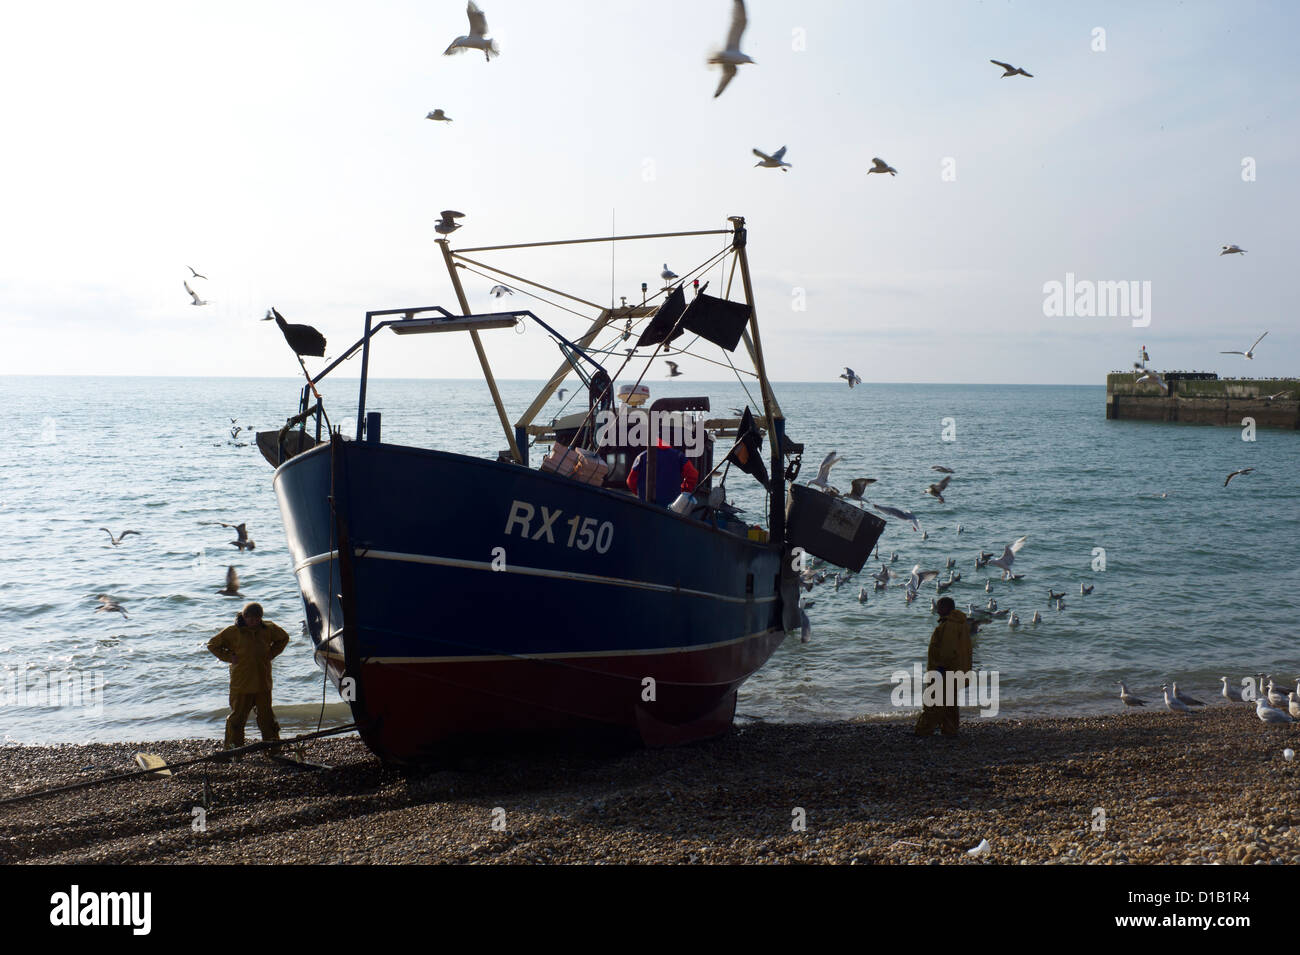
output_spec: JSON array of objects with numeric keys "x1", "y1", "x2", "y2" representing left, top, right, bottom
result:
[{"x1": 1, "y1": 375, "x2": 1296, "y2": 743}]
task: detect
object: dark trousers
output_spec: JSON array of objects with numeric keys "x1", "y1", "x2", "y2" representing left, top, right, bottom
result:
[
  {"x1": 915, "y1": 667, "x2": 960, "y2": 737},
  {"x1": 225, "y1": 690, "x2": 279, "y2": 748}
]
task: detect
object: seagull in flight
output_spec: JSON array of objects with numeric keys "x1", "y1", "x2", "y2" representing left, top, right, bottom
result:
[
  {"x1": 990, "y1": 59, "x2": 1032, "y2": 77},
  {"x1": 708, "y1": 0, "x2": 754, "y2": 98},
  {"x1": 840, "y1": 367, "x2": 863, "y2": 388},
  {"x1": 753, "y1": 146, "x2": 791, "y2": 171},
  {"x1": 489, "y1": 285, "x2": 513, "y2": 298},
  {"x1": 931, "y1": 466, "x2": 954, "y2": 474},
  {"x1": 924, "y1": 474, "x2": 952, "y2": 503},
  {"x1": 435, "y1": 210, "x2": 465, "y2": 237},
  {"x1": 1135, "y1": 368, "x2": 1168, "y2": 393},
  {"x1": 1220, "y1": 331, "x2": 1267, "y2": 359},
  {"x1": 99, "y1": 528, "x2": 140, "y2": 546},
  {"x1": 95, "y1": 595, "x2": 128, "y2": 619},
  {"x1": 665, "y1": 360, "x2": 682, "y2": 378},
  {"x1": 1223, "y1": 467, "x2": 1254, "y2": 487},
  {"x1": 203, "y1": 520, "x2": 255, "y2": 551},
  {"x1": 186, "y1": 266, "x2": 207, "y2": 280},
  {"x1": 907, "y1": 564, "x2": 940, "y2": 591},
  {"x1": 1220, "y1": 244, "x2": 1246, "y2": 255},
  {"x1": 872, "y1": 503, "x2": 922, "y2": 533},
  {"x1": 217, "y1": 566, "x2": 242, "y2": 597},
  {"x1": 986, "y1": 536, "x2": 1028, "y2": 575},
  {"x1": 426, "y1": 109, "x2": 453, "y2": 122},
  {"x1": 557, "y1": 388, "x2": 568, "y2": 401},
  {"x1": 184, "y1": 280, "x2": 208, "y2": 306},
  {"x1": 1263, "y1": 391, "x2": 1291, "y2": 402},
  {"x1": 444, "y1": 2, "x2": 498, "y2": 60},
  {"x1": 808, "y1": 451, "x2": 841, "y2": 491},
  {"x1": 845, "y1": 477, "x2": 877, "y2": 501},
  {"x1": 868, "y1": 157, "x2": 897, "y2": 176}
]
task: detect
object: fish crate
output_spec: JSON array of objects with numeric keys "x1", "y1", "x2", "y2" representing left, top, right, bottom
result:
[
  {"x1": 540, "y1": 442, "x2": 609, "y2": 486},
  {"x1": 785, "y1": 484, "x2": 885, "y2": 572}
]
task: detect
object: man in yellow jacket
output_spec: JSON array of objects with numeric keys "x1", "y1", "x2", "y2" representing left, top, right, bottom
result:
[
  {"x1": 915, "y1": 597, "x2": 973, "y2": 737},
  {"x1": 207, "y1": 602, "x2": 290, "y2": 749}
]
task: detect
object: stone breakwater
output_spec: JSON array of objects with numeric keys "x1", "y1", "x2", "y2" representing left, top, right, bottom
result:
[
  {"x1": 1106, "y1": 372, "x2": 1300, "y2": 428},
  {"x1": 1, "y1": 706, "x2": 1296, "y2": 864}
]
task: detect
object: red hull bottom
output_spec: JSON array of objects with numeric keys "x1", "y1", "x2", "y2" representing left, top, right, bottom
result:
[{"x1": 349, "y1": 630, "x2": 786, "y2": 762}]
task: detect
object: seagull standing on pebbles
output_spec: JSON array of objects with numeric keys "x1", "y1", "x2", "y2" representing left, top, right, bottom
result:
[
  {"x1": 444, "y1": 2, "x2": 499, "y2": 60},
  {"x1": 868, "y1": 157, "x2": 898, "y2": 176},
  {"x1": 1257, "y1": 698, "x2": 1293, "y2": 724},
  {"x1": 1116, "y1": 682, "x2": 1146, "y2": 706},
  {"x1": 1161, "y1": 685, "x2": 1193, "y2": 714},
  {"x1": 753, "y1": 146, "x2": 791, "y2": 171},
  {"x1": 1173, "y1": 683, "x2": 1206, "y2": 707},
  {"x1": 1220, "y1": 677, "x2": 1244, "y2": 702},
  {"x1": 708, "y1": 0, "x2": 754, "y2": 98}
]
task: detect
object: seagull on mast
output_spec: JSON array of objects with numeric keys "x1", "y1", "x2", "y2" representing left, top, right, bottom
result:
[{"x1": 435, "y1": 210, "x2": 465, "y2": 237}]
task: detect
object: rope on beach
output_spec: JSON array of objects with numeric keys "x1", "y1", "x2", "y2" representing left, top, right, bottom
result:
[{"x1": 0, "y1": 723, "x2": 362, "y2": 808}]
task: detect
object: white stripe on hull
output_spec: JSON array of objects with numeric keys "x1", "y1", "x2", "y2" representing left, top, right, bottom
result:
[
  {"x1": 294, "y1": 548, "x2": 778, "y2": 606},
  {"x1": 312, "y1": 626, "x2": 785, "y2": 665}
]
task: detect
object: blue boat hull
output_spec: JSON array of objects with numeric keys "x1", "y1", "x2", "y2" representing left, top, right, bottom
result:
[{"x1": 273, "y1": 440, "x2": 787, "y2": 762}]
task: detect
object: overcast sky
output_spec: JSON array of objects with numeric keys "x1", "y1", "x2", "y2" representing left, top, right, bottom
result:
[{"x1": 1, "y1": 0, "x2": 1295, "y2": 383}]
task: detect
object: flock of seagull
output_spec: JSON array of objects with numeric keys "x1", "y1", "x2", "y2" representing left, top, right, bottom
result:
[
  {"x1": 1117, "y1": 676, "x2": 1300, "y2": 727},
  {"x1": 794, "y1": 453, "x2": 1102, "y2": 641},
  {"x1": 93, "y1": 484, "x2": 260, "y2": 619}
]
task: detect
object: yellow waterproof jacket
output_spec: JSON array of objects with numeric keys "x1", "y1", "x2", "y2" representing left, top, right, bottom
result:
[
  {"x1": 926, "y1": 609, "x2": 973, "y2": 672},
  {"x1": 207, "y1": 621, "x2": 290, "y2": 694}
]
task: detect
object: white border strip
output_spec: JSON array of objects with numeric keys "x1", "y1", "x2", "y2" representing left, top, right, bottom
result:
[
  {"x1": 294, "y1": 549, "x2": 777, "y2": 606},
  {"x1": 312, "y1": 626, "x2": 784, "y2": 664}
]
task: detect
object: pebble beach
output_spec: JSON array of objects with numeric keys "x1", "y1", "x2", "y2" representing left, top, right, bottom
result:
[{"x1": 3, "y1": 705, "x2": 1297, "y2": 865}]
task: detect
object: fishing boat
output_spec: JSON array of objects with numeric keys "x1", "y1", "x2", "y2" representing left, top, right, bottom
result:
[{"x1": 261, "y1": 215, "x2": 884, "y2": 763}]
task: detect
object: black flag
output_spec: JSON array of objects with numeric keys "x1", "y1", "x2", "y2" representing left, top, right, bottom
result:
[
  {"x1": 726, "y1": 407, "x2": 769, "y2": 489},
  {"x1": 636, "y1": 285, "x2": 687, "y2": 348},
  {"x1": 682, "y1": 293, "x2": 751, "y2": 352}
]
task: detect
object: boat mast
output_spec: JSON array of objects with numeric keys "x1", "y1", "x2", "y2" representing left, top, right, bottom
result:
[
  {"x1": 437, "y1": 238, "x2": 522, "y2": 463},
  {"x1": 731, "y1": 216, "x2": 786, "y2": 542}
]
